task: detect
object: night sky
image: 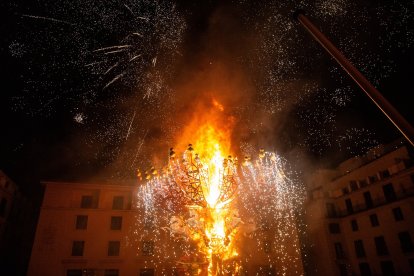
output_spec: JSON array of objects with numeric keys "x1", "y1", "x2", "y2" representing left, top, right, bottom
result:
[{"x1": 1, "y1": 0, "x2": 413, "y2": 192}]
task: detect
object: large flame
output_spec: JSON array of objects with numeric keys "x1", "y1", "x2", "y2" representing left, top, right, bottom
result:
[
  {"x1": 193, "y1": 124, "x2": 228, "y2": 208},
  {"x1": 176, "y1": 98, "x2": 238, "y2": 274}
]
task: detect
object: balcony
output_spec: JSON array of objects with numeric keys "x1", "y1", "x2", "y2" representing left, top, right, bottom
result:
[{"x1": 327, "y1": 187, "x2": 414, "y2": 218}]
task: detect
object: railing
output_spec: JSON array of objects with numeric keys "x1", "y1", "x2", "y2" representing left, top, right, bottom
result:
[{"x1": 327, "y1": 187, "x2": 414, "y2": 218}]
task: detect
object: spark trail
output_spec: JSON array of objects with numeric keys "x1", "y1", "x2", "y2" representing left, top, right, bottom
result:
[
  {"x1": 22, "y1": 14, "x2": 75, "y2": 26},
  {"x1": 126, "y1": 111, "x2": 136, "y2": 141}
]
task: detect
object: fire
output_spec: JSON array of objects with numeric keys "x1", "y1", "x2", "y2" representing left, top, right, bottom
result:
[
  {"x1": 190, "y1": 126, "x2": 236, "y2": 274},
  {"x1": 174, "y1": 98, "x2": 239, "y2": 275},
  {"x1": 192, "y1": 124, "x2": 229, "y2": 207},
  {"x1": 212, "y1": 98, "x2": 224, "y2": 112},
  {"x1": 136, "y1": 96, "x2": 303, "y2": 275}
]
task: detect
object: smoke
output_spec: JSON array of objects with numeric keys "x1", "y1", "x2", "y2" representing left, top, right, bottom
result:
[
  {"x1": 4, "y1": 0, "x2": 412, "y2": 184},
  {"x1": 88, "y1": 1, "x2": 357, "y2": 179}
]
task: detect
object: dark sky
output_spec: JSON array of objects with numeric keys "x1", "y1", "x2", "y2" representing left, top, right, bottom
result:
[{"x1": 1, "y1": 0, "x2": 413, "y2": 192}]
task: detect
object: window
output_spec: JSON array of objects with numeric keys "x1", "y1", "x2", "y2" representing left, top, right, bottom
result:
[
  {"x1": 71, "y1": 241, "x2": 85, "y2": 256},
  {"x1": 392, "y1": 207, "x2": 404, "y2": 221},
  {"x1": 334, "y1": 242, "x2": 345, "y2": 259},
  {"x1": 369, "y1": 175, "x2": 378, "y2": 184},
  {"x1": 140, "y1": 269, "x2": 155, "y2": 276},
  {"x1": 342, "y1": 187, "x2": 349, "y2": 195},
  {"x1": 338, "y1": 264, "x2": 347, "y2": 276},
  {"x1": 142, "y1": 241, "x2": 154, "y2": 256},
  {"x1": 363, "y1": 191, "x2": 373, "y2": 208},
  {"x1": 380, "y1": 170, "x2": 390, "y2": 179},
  {"x1": 380, "y1": 261, "x2": 395, "y2": 276},
  {"x1": 326, "y1": 203, "x2": 336, "y2": 217},
  {"x1": 398, "y1": 231, "x2": 414, "y2": 253},
  {"x1": 66, "y1": 269, "x2": 82, "y2": 276},
  {"x1": 359, "y1": 179, "x2": 368, "y2": 188},
  {"x1": 0, "y1": 198, "x2": 7, "y2": 217},
  {"x1": 351, "y1": 219, "x2": 358, "y2": 231},
  {"x1": 374, "y1": 236, "x2": 389, "y2": 256},
  {"x1": 104, "y1": 269, "x2": 119, "y2": 276},
  {"x1": 112, "y1": 196, "x2": 124, "y2": 210},
  {"x1": 370, "y1": 214, "x2": 379, "y2": 227},
  {"x1": 108, "y1": 241, "x2": 120, "y2": 256},
  {"x1": 263, "y1": 240, "x2": 271, "y2": 253},
  {"x1": 329, "y1": 223, "x2": 340, "y2": 234},
  {"x1": 409, "y1": 259, "x2": 414, "y2": 275},
  {"x1": 75, "y1": 215, "x2": 88, "y2": 230},
  {"x1": 354, "y1": 240, "x2": 366, "y2": 258},
  {"x1": 349, "y1": 181, "x2": 358, "y2": 191},
  {"x1": 359, "y1": 263, "x2": 371, "y2": 276},
  {"x1": 81, "y1": 196, "x2": 93, "y2": 208},
  {"x1": 110, "y1": 216, "x2": 122, "y2": 230},
  {"x1": 345, "y1": 199, "x2": 353, "y2": 214},
  {"x1": 383, "y1": 183, "x2": 396, "y2": 202},
  {"x1": 83, "y1": 269, "x2": 97, "y2": 276}
]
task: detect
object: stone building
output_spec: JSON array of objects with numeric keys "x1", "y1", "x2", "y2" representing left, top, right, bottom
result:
[
  {"x1": 28, "y1": 180, "x2": 303, "y2": 276},
  {"x1": 0, "y1": 170, "x2": 19, "y2": 251},
  {"x1": 305, "y1": 140, "x2": 414, "y2": 275},
  {"x1": 0, "y1": 170, "x2": 39, "y2": 276}
]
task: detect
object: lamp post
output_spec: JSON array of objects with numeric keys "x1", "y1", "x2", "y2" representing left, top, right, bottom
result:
[{"x1": 293, "y1": 10, "x2": 414, "y2": 147}]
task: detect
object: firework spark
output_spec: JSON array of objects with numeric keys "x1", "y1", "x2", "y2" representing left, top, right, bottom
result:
[
  {"x1": 21, "y1": 14, "x2": 75, "y2": 26},
  {"x1": 133, "y1": 116, "x2": 304, "y2": 274}
]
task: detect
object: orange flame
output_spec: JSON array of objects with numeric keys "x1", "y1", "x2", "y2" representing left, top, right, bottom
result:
[
  {"x1": 212, "y1": 98, "x2": 224, "y2": 112},
  {"x1": 175, "y1": 98, "x2": 238, "y2": 274}
]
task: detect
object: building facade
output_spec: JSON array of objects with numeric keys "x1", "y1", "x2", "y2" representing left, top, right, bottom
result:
[
  {"x1": 305, "y1": 140, "x2": 414, "y2": 275},
  {"x1": 0, "y1": 170, "x2": 39, "y2": 276},
  {"x1": 28, "y1": 181, "x2": 303, "y2": 276},
  {"x1": 0, "y1": 170, "x2": 17, "y2": 242}
]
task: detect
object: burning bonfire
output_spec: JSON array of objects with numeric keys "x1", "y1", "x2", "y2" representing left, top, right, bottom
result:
[{"x1": 135, "y1": 100, "x2": 303, "y2": 275}]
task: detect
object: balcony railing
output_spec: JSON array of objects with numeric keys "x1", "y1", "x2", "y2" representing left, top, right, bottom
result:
[{"x1": 327, "y1": 187, "x2": 414, "y2": 218}]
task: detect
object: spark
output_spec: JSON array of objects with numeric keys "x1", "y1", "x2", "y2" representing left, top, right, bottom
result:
[
  {"x1": 9, "y1": 41, "x2": 25, "y2": 57},
  {"x1": 84, "y1": 61, "x2": 105, "y2": 67},
  {"x1": 135, "y1": 147, "x2": 304, "y2": 274},
  {"x1": 129, "y1": 55, "x2": 142, "y2": 62},
  {"x1": 73, "y1": 113, "x2": 85, "y2": 124},
  {"x1": 137, "y1": 16, "x2": 150, "y2": 21},
  {"x1": 103, "y1": 49, "x2": 129, "y2": 55},
  {"x1": 93, "y1": 45, "x2": 132, "y2": 53},
  {"x1": 125, "y1": 111, "x2": 136, "y2": 141},
  {"x1": 21, "y1": 14, "x2": 75, "y2": 26},
  {"x1": 131, "y1": 130, "x2": 149, "y2": 169},
  {"x1": 103, "y1": 72, "x2": 125, "y2": 90},
  {"x1": 104, "y1": 62, "x2": 119, "y2": 75},
  {"x1": 124, "y1": 4, "x2": 135, "y2": 16}
]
